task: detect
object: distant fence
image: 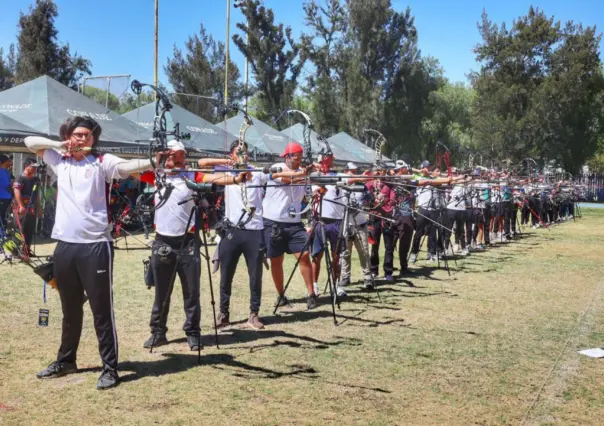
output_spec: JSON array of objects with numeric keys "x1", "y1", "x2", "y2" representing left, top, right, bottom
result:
[{"x1": 574, "y1": 173, "x2": 604, "y2": 202}]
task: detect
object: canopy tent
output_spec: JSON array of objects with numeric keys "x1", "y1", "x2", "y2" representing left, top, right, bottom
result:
[
  {"x1": 216, "y1": 113, "x2": 289, "y2": 159},
  {"x1": 123, "y1": 102, "x2": 239, "y2": 156},
  {"x1": 0, "y1": 75, "x2": 150, "y2": 156},
  {"x1": 0, "y1": 112, "x2": 42, "y2": 152},
  {"x1": 280, "y1": 123, "x2": 367, "y2": 163},
  {"x1": 328, "y1": 132, "x2": 390, "y2": 164}
]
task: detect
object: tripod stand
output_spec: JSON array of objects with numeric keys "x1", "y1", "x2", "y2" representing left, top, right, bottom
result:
[
  {"x1": 324, "y1": 190, "x2": 382, "y2": 303},
  {"x1": 273, "y1": 190, "x2": 339, "y2": 325},
  {"x1": 148, "y1": 187, "x2": 220, "y2": 364}
]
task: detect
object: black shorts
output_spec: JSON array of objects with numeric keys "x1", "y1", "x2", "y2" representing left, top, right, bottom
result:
[{"x1": 263, "y1": 218, "x2": 309, "y2": 258}]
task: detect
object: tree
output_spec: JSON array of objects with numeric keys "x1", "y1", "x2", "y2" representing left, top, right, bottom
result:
[
  {"x1": 118, "y1": 91, "x2": 157, "y2": 114},
  {"x1": 165, "y1": 23, "x2": 241, "y2": 121},
  {"x1": 15, "y1": 0, "x2": 91, "y2": 88},
  {"x1": 471, "y1": 7, "x2": 604, "y2": 171},
  {"x1": 81, "y1": 86, "x2": 121, "y2": 111},
  {"x1": 420, "y1": 80, "x2": 475, "y2": 165},
  {"x1": 300, "y1": 0, "x2": 347, "y2": 134},
  {"x1": 233, "y1": 0, "x2": 303, "y2": 127},
  {"x1": 0, "y1": 48, "x2": 14, "y2": 91}
]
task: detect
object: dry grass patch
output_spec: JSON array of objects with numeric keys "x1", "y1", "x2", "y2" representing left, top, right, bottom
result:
[{"x1": 1, "y1": 210, "x2": 604, "y2": 425}]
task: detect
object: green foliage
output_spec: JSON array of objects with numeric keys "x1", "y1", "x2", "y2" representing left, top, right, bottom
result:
[
  {"x1": 421, "y1": 80, "x2": 475, "y2": 165},
  {"x1": 233, "y1": 0, "x2": 303, "y2": 127},
  {"x1": 299, "y1": 0, "x2": 436, "y2": 165},
  {"x1": 471, "y1": 7, "x2": 604, "y2": 172},
  {"x1": 165, "y1": 23, "x2": 241, "y2": 121},
  {"x1": 15, "y1": 0, "x2": 91, "y2": 89},
  {"x1": 0, "y1": 45, "x2": 17, "y2": 91},
  {"x1": 81, "y1": 85, "x2": 121, "y2": 111}
]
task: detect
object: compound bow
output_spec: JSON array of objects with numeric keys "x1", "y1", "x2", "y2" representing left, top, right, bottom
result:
[
  {"x1": 220, "y1": 104, "x2": 256, "y2": 227},
  {"x1": 435, "y1": 141, "x2": 452, "y2": 176},
  {"x1": 130, "y1": 80, "x2": 190, "y2": 213}
]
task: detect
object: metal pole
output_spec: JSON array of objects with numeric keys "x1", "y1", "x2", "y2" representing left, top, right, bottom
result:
[
  {"x1": 106, "y1": 78, "x2": 111, "y2": 108},
  {"x1": 244, "y1": 17, "x2": 249, "y2": 113},
  {"x1": 154, "y1": 0, "x2": 159, "y2": 99},
  {"x1": 225, "y1": 0, "x2": 230, "y2": 105}
]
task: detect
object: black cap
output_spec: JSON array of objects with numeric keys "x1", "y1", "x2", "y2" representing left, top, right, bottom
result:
[{"x1": 0, "y1": 154, "x2": 10, "y2": 164}]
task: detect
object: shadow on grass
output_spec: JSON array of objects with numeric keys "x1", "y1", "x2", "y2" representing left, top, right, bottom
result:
[{"x1": 117, "y1": 353, "x2": 391, "y2": 393}]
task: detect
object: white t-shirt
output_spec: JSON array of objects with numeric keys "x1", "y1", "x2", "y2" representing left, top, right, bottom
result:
[
  {"x1": 447, "y1": 185, "x2": 466, "y2": 210},
  {"x1": 43, "y1": 150, "x2": 127, "y2": 243},
  {"x1": 224, "y1": 171, "x2": 268, "y2": 230},
  {"x1": 312, "y1": 173, "x2": 348, "y2": 220},
  {"x1": 416, "y1": 184, "x2": 435, "y2": 210},
  {"x1": 263, "y1": 163, "x2": 307, "y2": 223},
  {"x1": 154, "y1": 172, "x2": 197, "y2": 237},
  {"x1": 348, "y1": 184, "x2": 369, "y2": 225}
]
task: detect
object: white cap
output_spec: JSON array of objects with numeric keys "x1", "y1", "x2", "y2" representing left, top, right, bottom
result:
[
  {"x1": 346, "y1": 162, "x2": 358, "y2": 170},
  {"x1": 394, "y1": 159, "x2": 409, "y2": 169},
  {"x1": 167, "y1": 139, "x2": 186, "y2": 152}
]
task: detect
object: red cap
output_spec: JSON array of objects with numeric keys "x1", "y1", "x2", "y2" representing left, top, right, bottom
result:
[{"x1": 280, "y1": 142, "x2": 304, "y2": 157}]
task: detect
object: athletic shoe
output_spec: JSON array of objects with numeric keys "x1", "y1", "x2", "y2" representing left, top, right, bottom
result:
[
  {"x1": 247, "y1": 313, "x2": 265, "y2": 330},
  {"x1": 336, "y1": 286, "x2": 348, "y2": 297},
  {"x1": 409, "y1": 253, "x2": 418, "y2": 264},
  {"x1": 187, "y1": 334, "x2": 203, "y2": 351},
  {"x1": 36, "y1": 361, "x2": 78, "y2": 379},
  {"x1": 476, "y1": 244, "x2": 485, "y2": 250},
  {"x1": 313, "y1": 283, "x2": 320, "y2": 296},
  {"x1": 274, "y1": 294, "x2": 291, "y2": 308},
  {"x1": 143, "y1": 333, "x2": 168, "y2": 348},
  {"x1": 97, "y1": 366, "x2": 119, "y2": 390},
  {"x1": 364, "y1": 279, "x2": 375, "y2": 290},
  {"x1": 385, "y1": 274, "x2": 394, "y2": 283},
  {"x1": 306, "y1": 294, "x2": 318, "y2": 310},
  {"x1": 398, "y1": 268, "x2": 413, "y2": 277},
  {"x1": 461, "y1": 248, "x2": 470, "y2": 256},
  {"x1": 215, "y1": 312, "x2": 230, "y2": 329}
]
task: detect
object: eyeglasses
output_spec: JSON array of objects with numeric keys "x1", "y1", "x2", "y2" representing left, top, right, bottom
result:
[{"x1": 71, "y1": 132, "x2": 92, "y2": 140}]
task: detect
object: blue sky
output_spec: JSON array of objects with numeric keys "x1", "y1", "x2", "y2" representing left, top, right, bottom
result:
[{"x1": 1, "y1": 0, "x2": 603, "y2": 96}]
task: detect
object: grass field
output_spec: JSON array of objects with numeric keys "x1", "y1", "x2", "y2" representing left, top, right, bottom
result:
[{"x1": 2, "y1": 210, "x2": 604, "y2": 425}]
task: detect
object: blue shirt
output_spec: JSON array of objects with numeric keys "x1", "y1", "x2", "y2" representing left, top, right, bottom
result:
[{"x1": 0, "y1": 168, "x2": 11, "y2": 200}]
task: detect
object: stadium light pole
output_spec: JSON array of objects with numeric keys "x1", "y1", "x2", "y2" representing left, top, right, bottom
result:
[
  {"x1": 233, "y1": 0, "x2": 248, "y2": 113},
  {"x1": 154, "y1": 0, "x2": 159, "y2": 100},
  {"x1": 224, "y1": 0, "x2": 231, "y2": 105}
]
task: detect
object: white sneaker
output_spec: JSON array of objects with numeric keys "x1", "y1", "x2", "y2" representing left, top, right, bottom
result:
[
  {"x1": 410, "y1": 253, "x2": 418, "y2": 264},
  {"x1": 336, "y1": 286, "x2": 348, "y2": 297},
  {"x1": 313, "y1": 283, "x2": 320, "y2": 296},
  {"x1": 454, "y1": 244, "x2": 460, "y2": 253},
  {"x1": 461, "y1": 248, "x2": 470, "y2": 256}
]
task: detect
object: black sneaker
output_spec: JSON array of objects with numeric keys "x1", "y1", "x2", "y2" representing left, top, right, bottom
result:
[
  {"x1": 143, "y1": 333, "x2": 168, "y2": 348},
  {"x1": 187, "y1": 334, "x2": 203, "y2": 351},
  {"x1": 306, "y1": 294, "x2": 318, "y2": 310},
  {"x1": 97, "y1": 366, "x2": 119, "y2": 390},
  {"x1": 36, "y1": 361, "x2": 78, "y2": 379},
  {"x1": 274, "y1": 294, "x2": 291, "y2": 308}
]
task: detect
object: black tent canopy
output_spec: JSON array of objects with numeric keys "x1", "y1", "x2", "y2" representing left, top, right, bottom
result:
[
  {"x1": 0, "y1": 112, "x2": 42, "y2": 152},
  {"x1": 216, "y1": 113, "x2": 289, "y2": 157},
  {"x1": 123, "y1": 102, "x2": 238, "y2": 155},
  {"x1": 280, "y1": 123, "x2": 367, "y2": 163},
  {"x1": 0, "y1": 75, "x2": 150, "y2": 155}
]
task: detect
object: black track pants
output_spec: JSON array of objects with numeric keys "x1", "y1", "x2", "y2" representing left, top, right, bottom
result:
[
  {"x1": 149, "y1": 233, "x2": 201, "y2": 336},
  {"x1": 54, "y1": 241, "x2": 118, "y2": 369},
  {"x1": 219, "y1": 228, "x2": 264, "y2": 314}
]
